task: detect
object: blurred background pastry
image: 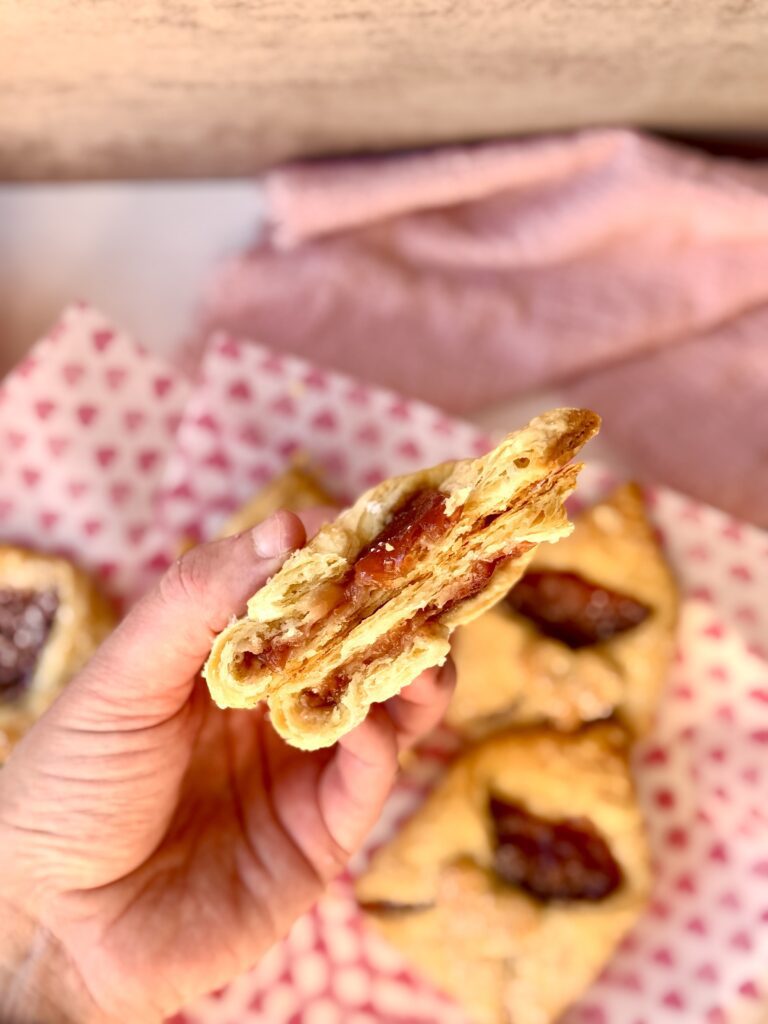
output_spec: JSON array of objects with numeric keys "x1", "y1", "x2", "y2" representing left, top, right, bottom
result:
[
  {"x1": 448, "y1": 484, "x2": 678, "y2": 739},
  {"x1": 0, "y1": 545, "x2": 116, "y2": 762},
  {"x1": 358, "y1": 724, "x2": 650, "y2": 1024}
]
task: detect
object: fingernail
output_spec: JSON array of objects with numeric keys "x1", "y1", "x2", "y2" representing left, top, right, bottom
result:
[{"x1": 251, "y1": 513, "x2": 295, "y2": 559}]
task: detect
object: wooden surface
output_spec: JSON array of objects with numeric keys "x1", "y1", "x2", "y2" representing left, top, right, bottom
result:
[{"x1": 2, "y1": 0, "x2": 768, "y2": 181}]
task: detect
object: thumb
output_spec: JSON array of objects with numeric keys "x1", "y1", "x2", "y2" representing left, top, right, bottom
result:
[
  {"x1": 66, "y1": 509, "x2": 307, "y2": 726},
  {"x1": 0, "y1": 512, "x2": 307, "y2": 895}
]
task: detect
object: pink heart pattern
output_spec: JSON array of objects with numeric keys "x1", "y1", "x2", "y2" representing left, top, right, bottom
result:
[{"x1": 0, "y1": 304, "x2": 188, "y2": 600}]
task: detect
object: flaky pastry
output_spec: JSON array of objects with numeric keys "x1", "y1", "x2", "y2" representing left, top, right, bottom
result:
[{"x1": 204, "y1": 409, "x2": 599, "y2": 749}]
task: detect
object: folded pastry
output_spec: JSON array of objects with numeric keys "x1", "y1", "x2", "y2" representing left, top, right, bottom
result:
[
  {"x1": 204, "y1": 408, "x2": 600, "y2": 749},
  {"x1": 0, "y1": 545, "x2": 116, "y2": 762},
  {"x1": 217, "y1": 466, "x2": 333, "y2": 539},
  {"x1": 448, "y1": 483, "x2": 678, "y2": 738},
  {"x1": 357, "y1": 725, "x2": 650, "y2": 1024}
]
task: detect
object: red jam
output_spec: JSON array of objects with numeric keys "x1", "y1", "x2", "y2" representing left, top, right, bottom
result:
[
  {"x1": 300, "y1": 672, "x2": 350, "y2": 709},
  {"x1": 300, "y1": 619, "x2": 421, "y2": 709},
  {"x1": 489, "y1": 795, "x2": 622, "y2": 901},
  {"x1": 349, "y1": 489, "x2": 457, "y2": 596},
  {"x1": 506, "y1": 570, "x2": 650, "y2": 648},
  {"x1": 359, "y1": 900, "x2": 434, "y2": 914}
]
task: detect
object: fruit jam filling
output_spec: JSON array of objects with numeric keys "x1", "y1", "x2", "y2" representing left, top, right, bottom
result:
[
  {"x1": 489, "y1": 795, "x2": 622, "y2": 901},
  {"x1": 235, "y1": 487, "x2": 533, "y2": 707},
  {"x1": 0, "y1": 588, "x2": 59, "y2": 702},
  {"x1": 507, "y1": 570, "x2": 650, "y2": 648},
  {"x1": 299, "y1": 547, "x2": 538, "y2": 711},
  {"x1": 235, "y1": 487, "x2": 457, "y2": 679}
]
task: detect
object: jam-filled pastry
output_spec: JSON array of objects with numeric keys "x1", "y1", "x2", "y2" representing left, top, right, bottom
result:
[
  {"x1": 0, "y1": 545, "x2": 116, "y2": 761},
  {"x1": 216, "y1": 466, "x2": 334, "y2": 539},
  {"x1": 448, "y1": 484, "x2": 678, "y2": 738},
  {"x1": 204, "y1": 408, "x2": 600, "y2": 750},
  {"x1": 356, "y1": 725, "x2": 650, "y2": 1024}
]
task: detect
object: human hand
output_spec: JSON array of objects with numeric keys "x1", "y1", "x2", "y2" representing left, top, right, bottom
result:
[{"x1": 0, "y1": 510, "x2": 455, "y2": 1023}]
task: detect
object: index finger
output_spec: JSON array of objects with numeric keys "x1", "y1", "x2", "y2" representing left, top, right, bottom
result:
[{"x1": 383, "y1": 658, "x2": 457, "y2": 751}]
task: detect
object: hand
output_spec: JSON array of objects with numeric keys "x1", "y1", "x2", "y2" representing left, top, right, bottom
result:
[{"x1": 0, "y1": 511, "x2": 455, "y2": 1024}]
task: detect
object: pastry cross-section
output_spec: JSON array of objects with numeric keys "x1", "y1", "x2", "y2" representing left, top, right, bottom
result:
[
  {"x1": 356, "y1": 725, "x2": 650, "y2": 1024},
  {"x1": 204, "y1": 408, "x2": 600, "y2": 749}
]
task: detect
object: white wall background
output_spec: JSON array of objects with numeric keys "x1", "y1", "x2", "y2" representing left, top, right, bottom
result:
[{"x1": 0, "y1": 182, "x2": 265, "y2": 374}]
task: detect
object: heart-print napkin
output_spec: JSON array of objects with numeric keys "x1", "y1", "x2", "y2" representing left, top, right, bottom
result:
[{"x1": 0, "y1": 303, "x2": 188, "y2": 603}]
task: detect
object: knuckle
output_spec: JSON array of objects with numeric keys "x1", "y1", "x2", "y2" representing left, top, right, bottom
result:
[{"x1": 158, "y1": 550, "x2": 204, "y2": 608}]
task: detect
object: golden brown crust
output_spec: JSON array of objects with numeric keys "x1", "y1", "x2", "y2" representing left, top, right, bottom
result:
[
  {"x1": 204, "y1": 409, "x2": 600, "y2": 749},
  {"x1": 0, "y1": 545, "x2": 116, "y2": 762},
  {"x1": 447, "y1": 483, "x2": 679, "y2": 738},
  {"x1": 357, "y1": 725, "x2": 650, "y2": 1024}
]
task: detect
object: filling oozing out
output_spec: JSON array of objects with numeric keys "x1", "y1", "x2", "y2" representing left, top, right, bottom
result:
[
  {"x1": 489, "y1": 795, "x2": 622, "y2": 901},
  {"x1": 358, "y1": 899, "x2": 435, "y2": 915},
  {"x1": 237, "y1": 486, "x2": 531, "y2": 708},
  {"x1": 506, "y1": 570, "x2": 650, "y2": 648},
  {"x1": 0, "y1": 587, "x2": 59, "y2": 702}
]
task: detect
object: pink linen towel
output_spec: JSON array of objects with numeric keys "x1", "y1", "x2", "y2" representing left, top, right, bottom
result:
[{"x1": 200, "y1": 129, "x2": 768, "y2": 526}]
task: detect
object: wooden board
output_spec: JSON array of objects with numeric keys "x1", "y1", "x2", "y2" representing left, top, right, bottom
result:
[{"x1": 2, "y1": 0, "x2": 768, "y2": 181}]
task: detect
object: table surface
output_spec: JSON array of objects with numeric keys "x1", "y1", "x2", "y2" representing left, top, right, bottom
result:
[{"x1": 0, "y1": 181, "x2": 619, "y2": 467}]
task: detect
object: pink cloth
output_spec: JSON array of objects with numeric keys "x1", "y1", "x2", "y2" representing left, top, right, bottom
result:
[{"x1": 200, "y1": 129, "x2": 768, "y2": 526}]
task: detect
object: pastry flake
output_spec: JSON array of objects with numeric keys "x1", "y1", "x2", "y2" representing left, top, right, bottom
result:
[
  {"x1": 204, "y1": 408, "x2": 600, "y2": 749},
  {"x1": 448, "y1": 483, "x2": 678, "y2": 738},
  {"x1": 0, "y1": 545, "x2": 116, "y2": 761},
  {"x1": 356, "y1": 725, "x2": 650, "y2": 1024}
]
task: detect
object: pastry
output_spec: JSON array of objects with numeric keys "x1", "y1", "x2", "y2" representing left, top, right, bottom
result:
[
  {"x1": 204, "y1": 408, "x2": 600, "y2": 750},
  {"x1": 356, "y1": 725, "x2": 650, "y2": 1024},
  {"x1": 0, "y1": 545, "x2": 116, "y2": 761},
  {"x1": 448, "y1": 484, "x2": 678, "y2": 738},
  {"x1": 216, "y1": 466, "x2": 333, "y2": 539}
]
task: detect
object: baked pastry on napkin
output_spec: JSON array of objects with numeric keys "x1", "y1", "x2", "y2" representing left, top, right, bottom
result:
[
  {"x1": 0, "y1": 545, "x2": 116, "y2": 761},
  {"x1": 356, "y1": 724, "x2": 650, "y2": 1024},
  {"x1": 204, "y1": 409, "x2": 599, "y2": 749},
  {"x1": 448, "y1": 484, "x2": 678, "y2": 738},
  {"x1": 217, "y1": 465, "x2": 333, "y2": 539}
]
